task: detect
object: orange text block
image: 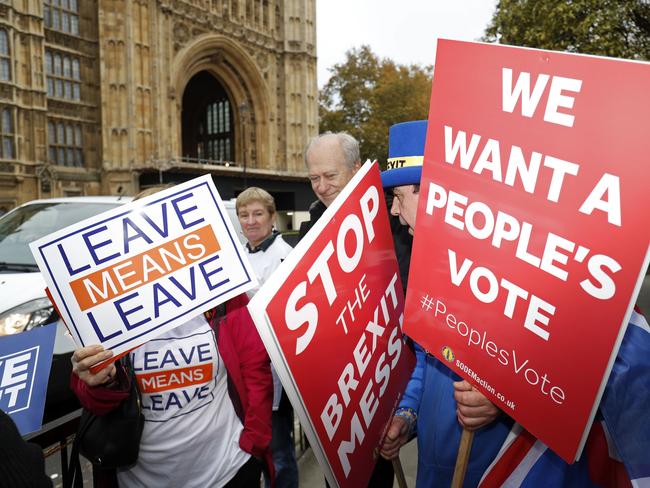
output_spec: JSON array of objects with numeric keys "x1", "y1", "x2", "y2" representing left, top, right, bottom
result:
[{"x1": 136, "y1": 363, "x2": 214, "y2": 393}]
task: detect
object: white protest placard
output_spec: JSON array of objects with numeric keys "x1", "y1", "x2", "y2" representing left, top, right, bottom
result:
[{"x1": 30, "y1": 175, "x2": 257, "y2": 361}]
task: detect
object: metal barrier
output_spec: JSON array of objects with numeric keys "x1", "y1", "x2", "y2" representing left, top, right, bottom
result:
[
  {"x1": 27, "y1": 407, "x2": 310, "y2": 486},
  {"x1": 293, "y1": 416, "x2": 310, "y2": 459},
  {"x1": 25, "y1": 408, "x2": 82, "y2": 487},
  {"x1": 177, "y1": 156, "x2": 240, "y2": 167}
]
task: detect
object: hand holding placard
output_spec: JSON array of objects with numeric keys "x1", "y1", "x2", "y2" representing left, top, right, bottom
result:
[{"x1": 71, "y1": 345, "x2": 116, "y2": 387}]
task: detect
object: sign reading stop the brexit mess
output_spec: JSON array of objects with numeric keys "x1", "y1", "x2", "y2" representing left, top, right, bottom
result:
[
  {"x1": 248, "y1": 162, "x2": 415, "y2": 488},
  {"x1": 405, "y1": 40, "x2": 650, "y2": 462},
  {"x1": 30, "y1": 175, "x2": 257, "y2": 362}
]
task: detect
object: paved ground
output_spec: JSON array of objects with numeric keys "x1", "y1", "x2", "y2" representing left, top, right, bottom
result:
[
  {"x1": 45, "y1": 442, "x2": 417, "y2": 487},
  {"x1": 298, "y1": 440, "x2": 418, "y2": 487}
]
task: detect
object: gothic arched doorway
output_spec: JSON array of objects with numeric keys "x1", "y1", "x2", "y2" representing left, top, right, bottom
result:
[{"x1": 181, "y1": 71, "x2": 234, "y2": 163}]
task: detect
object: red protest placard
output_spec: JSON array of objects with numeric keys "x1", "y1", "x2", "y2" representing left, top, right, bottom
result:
[
  {"x1": 248, "y1": 161, "x2": 415, "y2": 488},
  {"x1": 404, "y1": 40, "x2": 650, "y2": 463}
]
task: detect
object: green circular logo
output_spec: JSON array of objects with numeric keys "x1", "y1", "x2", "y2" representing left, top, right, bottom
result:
[{"x1": 442, "y1": 346, "x2": 455, "y2": 362}]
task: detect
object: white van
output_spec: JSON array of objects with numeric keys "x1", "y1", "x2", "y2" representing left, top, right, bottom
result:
[
  {"x1": 223, "y1": 197, "x2": 246, "y2": 244},
  {"x1": 0, "y1": 197, "x2": 134, "y2": 418}
]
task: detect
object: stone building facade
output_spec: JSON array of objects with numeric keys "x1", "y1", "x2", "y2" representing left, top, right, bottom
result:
[{"x1": 0, "y1": 0, "x2": 317, "y2": 213}]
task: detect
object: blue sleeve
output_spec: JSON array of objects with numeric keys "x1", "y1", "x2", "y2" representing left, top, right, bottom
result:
[
  {"x1": 398, "y1": 342, "x2": 426, "y2": 413},
  {"x1": 599, "y1": 312, "x2": 650, "y2": 482}
]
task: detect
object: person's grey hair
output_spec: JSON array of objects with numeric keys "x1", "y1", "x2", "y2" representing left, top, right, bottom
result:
[{"x1": 304, "y1": 132, "x2": 360, "y2": 170}]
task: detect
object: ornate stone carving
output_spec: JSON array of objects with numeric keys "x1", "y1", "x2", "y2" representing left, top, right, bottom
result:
[
  {"x1": 208, "y1": 51, "x2": 224, "y2": 65},
  {"x1": 173, "y1": 22, "x2": 190, "y2": 46},
  {"x1": 256, "y1": 52, "x2": 269, "y2": 71},
  {"x1": 0, "y1": 83, "x2": 13, "y2": 100},
  {"x1": 36, "y1": 164, "x2": 55, "y2": 193}
]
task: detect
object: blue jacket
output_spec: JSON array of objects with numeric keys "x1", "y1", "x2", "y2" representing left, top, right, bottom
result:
[{"x1": 399, "y1": 343, "x2": 513, "y2": 487}]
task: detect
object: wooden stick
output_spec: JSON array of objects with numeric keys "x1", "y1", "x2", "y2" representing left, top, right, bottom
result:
[
  {"x1": 451, "y1": 429, "x2": 475, "y2": 488},
  {"x1": 393, "y1": 456, "x2": 408, "y2": 488}
]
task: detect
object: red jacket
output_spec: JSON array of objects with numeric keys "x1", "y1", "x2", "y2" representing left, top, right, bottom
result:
[{"x1": 70, "y1": 294, "x2": 274, "y2": 469}]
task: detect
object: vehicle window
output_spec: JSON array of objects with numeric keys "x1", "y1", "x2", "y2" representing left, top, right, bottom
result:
[{"x1": 0, "y1": 202, "x2": 121, "y2": 266}]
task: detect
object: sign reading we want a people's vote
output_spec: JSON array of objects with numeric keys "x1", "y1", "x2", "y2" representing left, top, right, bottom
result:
[
  {"x1": 30, "y1": 175, "x2": 257, "y2": 363},
  {"x1": 405, "y1": 40, "x2": 650, "y2": 463}
]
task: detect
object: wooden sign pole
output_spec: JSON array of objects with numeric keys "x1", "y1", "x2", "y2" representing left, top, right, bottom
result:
[
  {"x1": 393, "y1": 457, "x2": 408, "y2": 488},
  {"x1": 451, "y1": 429, "x2": 475, "y2": 488}
]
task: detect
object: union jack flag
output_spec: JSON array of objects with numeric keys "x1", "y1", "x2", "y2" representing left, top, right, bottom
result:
[{"x1": 480, "y1": 308, "x2": 650, "y2": 488}]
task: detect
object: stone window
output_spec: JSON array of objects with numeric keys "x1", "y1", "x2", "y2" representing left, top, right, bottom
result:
[
  {"x1": 181, "y1": 71, "x2": 235, "y2": 162},
  {"x1": 48, "y1": 119, "x2": 83, "y2": 167},
  {"x1": 202, "y1": 100, "x2": 232, "y2": 161},
  {"x1": 44, "y1": 0, "x2": 80, "y2": 36},
  {"x1": 45, "y1": 50, "x2": 81, "y2": 101},
  {"x1": 0, "y1": 107, "x2": 14, "y2": 159},
  {"x1": 0, "y1": 29, "x2": 10, "y2": 82}
]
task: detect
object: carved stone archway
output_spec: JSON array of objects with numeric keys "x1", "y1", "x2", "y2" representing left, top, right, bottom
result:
[{"x1": 172, "y1": 35, "x2": 271, "y2": 169}]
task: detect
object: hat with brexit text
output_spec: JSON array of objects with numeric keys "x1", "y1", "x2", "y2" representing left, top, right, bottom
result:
[{"x1": 381, "y1": 120, "x2": 427, "y2": 188}]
